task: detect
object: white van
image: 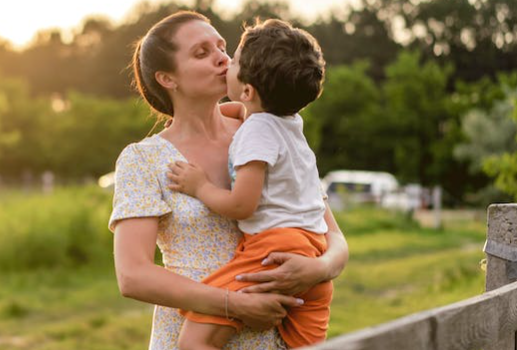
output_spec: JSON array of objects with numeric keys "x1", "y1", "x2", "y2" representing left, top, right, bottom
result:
[{"x1": 321, "y1": 170, "x2": 400, "y2": 210}]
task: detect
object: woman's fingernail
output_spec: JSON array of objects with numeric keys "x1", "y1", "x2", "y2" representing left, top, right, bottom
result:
[
  {"x1": 261, "y1": 258, "x2": 269, "y2": 265},
  {"x1": 236, "y1": 275, "x2": 242, "y2": 281},
  {"x1": 296, "y1": 298, "x2": 304, "y2": 305}
]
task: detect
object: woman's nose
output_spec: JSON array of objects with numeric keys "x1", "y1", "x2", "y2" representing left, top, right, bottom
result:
[{"x1": 217, "y1": 50, "x2": 230, "y2": 66}]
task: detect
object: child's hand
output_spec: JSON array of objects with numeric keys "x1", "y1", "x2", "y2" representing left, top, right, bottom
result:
[{"x1": 167, "y1": 161, "x2": 208, "y2": 197}]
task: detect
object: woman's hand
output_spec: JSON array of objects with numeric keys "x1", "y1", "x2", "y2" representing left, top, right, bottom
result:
[
  {"x1": 230, "y1": 291, "x2": 303, "y2": 330},
  {"x1": 236, "y1": 252, "x2": 327, "y2": 296},
  {"x1": 237, "y1": 202, "x2": 349, "y2": 296},
  {"x1": 219, "y1": 101, "x2": 246, "y2": 121}
]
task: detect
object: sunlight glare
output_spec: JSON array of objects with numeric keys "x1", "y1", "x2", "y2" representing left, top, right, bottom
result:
[
  {"x1": 0, "y1": 0, "x2": 165, "y2": 49},
  {"x1": 0, "y1": 0, "x2": 350, "y2": 49}
]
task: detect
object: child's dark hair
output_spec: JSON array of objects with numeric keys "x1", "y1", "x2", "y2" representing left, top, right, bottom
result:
[{"x1": 238, "y1": 19, "x2": 325, "y2": 116}]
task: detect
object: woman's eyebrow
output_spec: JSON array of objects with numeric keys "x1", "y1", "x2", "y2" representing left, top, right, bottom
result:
[{"x1": 189, "y1": 38, "x2": 226, "y2": 52}]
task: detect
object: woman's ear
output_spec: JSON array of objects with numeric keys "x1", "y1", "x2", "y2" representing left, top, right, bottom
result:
[{"x1": 155, "y1": 71, "x2": 178, "y2": 91}]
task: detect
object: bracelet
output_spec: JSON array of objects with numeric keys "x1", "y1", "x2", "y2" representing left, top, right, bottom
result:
[{"x1": 225, "y1": 288, "x2": 235, "y2": 321}]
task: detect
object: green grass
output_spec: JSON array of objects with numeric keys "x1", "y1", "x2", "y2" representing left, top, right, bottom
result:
[
  {"x1": 0, "y1": 188, "x2": 488, "y2": 349},
  {"x1": 327, "y1": 209, "x2": 486, "y2": 336},
  {"x1": 0, "y1": 266, "x2": 153, "y2": 350}
]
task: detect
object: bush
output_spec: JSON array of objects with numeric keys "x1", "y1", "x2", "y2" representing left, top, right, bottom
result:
[{"x1": 0, "y1": 185, "x2": 113, "y2": 271}]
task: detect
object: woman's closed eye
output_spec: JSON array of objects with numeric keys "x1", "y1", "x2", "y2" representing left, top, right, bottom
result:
[{"x1": 195, "y1": 49, "x2": 208, "y2": 58}]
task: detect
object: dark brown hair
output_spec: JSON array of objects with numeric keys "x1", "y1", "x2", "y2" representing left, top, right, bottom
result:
[
  {"x1": 238, "y1": 19, "x2": 325, "y2": 116},
  {"x1": 132, "y1": 11, "x2": 210, "y2": 119}
]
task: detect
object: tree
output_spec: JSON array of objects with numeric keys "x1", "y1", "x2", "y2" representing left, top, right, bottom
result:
[
  {"x1": 302, "y1": 61, "x2": 383, "y2": 176},
  {"x1": 481, "y1": 85, "x2": 517, "y2": 200},
  {"x1": 0, "y1": 77, "x2": 52, "y2": 178},
  {"x1": 0, "y1": 78, "x2": 21, "y2": 157},
  {"x1": 454, "y1": 95, "x2": 517, "y2": 172},
  {"x1": 382, "y1": 50, "x2": 454, "y2": 187}
]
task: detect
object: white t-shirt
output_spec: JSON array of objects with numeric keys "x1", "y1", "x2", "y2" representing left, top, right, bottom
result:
[{"x1": 228, "y1": 112, "x2": 328, "y2": 235}]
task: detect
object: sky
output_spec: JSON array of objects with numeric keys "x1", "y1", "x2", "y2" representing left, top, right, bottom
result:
[{"x1": 0, "y1": 0, "x2": 353, "y2": 49}]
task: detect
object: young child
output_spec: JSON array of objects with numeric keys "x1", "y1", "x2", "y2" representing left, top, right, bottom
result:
[{"x1": 169, "y1": 19, "x2": 332, "y2": 350}]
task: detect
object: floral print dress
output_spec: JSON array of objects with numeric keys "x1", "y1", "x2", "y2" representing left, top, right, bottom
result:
[{"x1": 109, "y1": 134, "x2": 286, "y2": 350}]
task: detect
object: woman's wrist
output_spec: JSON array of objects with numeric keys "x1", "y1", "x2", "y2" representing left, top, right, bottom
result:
[{"x1": 226, "y1": 290, "x2": 243, "y2": 319}]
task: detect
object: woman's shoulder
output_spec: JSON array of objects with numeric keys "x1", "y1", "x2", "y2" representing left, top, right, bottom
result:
[{"x1": 116, "y1": 134, "x2": 174, "y2": 166}]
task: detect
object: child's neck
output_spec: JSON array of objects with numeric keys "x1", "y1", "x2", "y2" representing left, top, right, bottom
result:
[{"x1": 242, "y1": 100, "x2": 264, "y2": 119}]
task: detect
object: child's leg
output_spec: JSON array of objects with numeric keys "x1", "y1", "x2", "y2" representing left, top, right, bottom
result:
[
  {"x1": 178, "y1": 319, "x2": 236, "y2": 350},
  {"x1": 278, "y1": 280, "x2": 333, "y2": 348}
]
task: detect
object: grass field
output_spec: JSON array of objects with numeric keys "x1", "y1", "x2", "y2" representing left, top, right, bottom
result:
[{"x1": 0, "y1": 187, "x2": 488, "y2": 349}]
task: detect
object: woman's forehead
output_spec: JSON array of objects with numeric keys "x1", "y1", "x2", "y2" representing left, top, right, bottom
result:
[{"x1": 175, "y1": 20, "x2": 224, "y2": 49}]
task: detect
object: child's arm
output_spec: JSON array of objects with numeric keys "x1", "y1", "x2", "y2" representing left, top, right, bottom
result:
[{"x1": 167, "y1": 160, "x2": 265, "y2": 220}]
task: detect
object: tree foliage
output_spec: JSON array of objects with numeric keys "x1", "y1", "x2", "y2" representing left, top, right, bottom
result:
[{"x1": 1, "y1": 0, "x2": 517, "y2": 204}]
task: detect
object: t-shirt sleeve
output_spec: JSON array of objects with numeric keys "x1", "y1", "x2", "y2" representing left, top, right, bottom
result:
[
  {"x1": 108, "y1": 144, "x2": 171, "y2": 232},
  {"x1": 232, "y1": 119, "x2": 280, "y2": 168},
  {"x1": 320, "y1": 181, "x2": 329, "y2": 201}
]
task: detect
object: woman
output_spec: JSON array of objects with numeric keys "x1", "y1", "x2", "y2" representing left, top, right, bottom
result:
[{"x1": 110, "y1": 11, "x2": 348, "y2": 349}]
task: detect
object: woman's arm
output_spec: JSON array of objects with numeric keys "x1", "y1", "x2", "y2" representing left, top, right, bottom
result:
[
  {"x1": 114, "y1": 217, "x2": 300, "y2": 328},
  {"x1": 236, "y1": 201, "x2": 349, "y2": 295}
]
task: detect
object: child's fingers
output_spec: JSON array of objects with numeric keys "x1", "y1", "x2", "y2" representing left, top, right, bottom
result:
[
  {"x1": 188, "y1": 161, "x2": 201, "y2": 169},
  {"x1": 167, "y1": 172, "x2": 184, "y2": 187},
  {"x1": 168, "y1": 184, "x2": 183, "y2": 192},
  {"x1": 167, "y1": 161, "x2": 187, "y2": 171}
]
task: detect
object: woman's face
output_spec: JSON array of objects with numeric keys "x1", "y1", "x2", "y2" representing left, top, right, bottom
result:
[{"x1": 171, "y1": 20, "x2": 229, "y2": 99}]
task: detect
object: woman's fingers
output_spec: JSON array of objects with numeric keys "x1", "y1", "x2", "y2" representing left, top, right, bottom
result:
[
  {"x1": 277, "y1": 294, "x2": 304, "y2": 308},
  {"x1": 261, "y1": 252, "x2": 294, "y2": 266},
  {"x1": 239, "y1": 282, "x2": 279, "y2": 294},
  {"x1": 236, "y1": 270, "x2": 276, "y2": 283}
]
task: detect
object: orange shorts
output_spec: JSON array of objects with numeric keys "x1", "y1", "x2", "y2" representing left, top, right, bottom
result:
[{"x1": 181, "y1": 227, "x2": 333, "y2": 349}]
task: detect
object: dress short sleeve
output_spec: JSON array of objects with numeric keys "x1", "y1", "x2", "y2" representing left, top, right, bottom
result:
[{"x1": 109, "y1": 144, "x2": 171, "y2": 232}]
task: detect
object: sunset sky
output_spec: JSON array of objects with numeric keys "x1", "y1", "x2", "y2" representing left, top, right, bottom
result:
[{"x1": 0, "y1": 0, "x2": 354, "y2": 49}]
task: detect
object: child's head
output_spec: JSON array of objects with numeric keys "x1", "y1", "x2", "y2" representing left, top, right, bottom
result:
[{"x1": 229, "y1": 19, "x2": 325, "y2": 117}]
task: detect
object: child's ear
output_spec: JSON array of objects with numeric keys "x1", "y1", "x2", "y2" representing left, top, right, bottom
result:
[
  {"x1": 240, "y1": 83, "x2": 256, "y2": 102},
  {"x1": 155, "y1": 71, "x2": 178, "y2": 91}
]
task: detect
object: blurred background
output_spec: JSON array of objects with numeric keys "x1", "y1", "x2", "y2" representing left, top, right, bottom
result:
[{"x1": 1, "y1": 0, "x2": 516, "y2": 349}]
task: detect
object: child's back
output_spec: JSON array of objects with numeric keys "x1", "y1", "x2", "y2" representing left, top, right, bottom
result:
[{"x1": 229, "y1": 111, "x2": 327, "y2": 235}]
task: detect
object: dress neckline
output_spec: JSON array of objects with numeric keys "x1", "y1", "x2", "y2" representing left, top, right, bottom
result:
[{"x1": 152, "y1": 133, "x2": 188, "y2": 163}]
